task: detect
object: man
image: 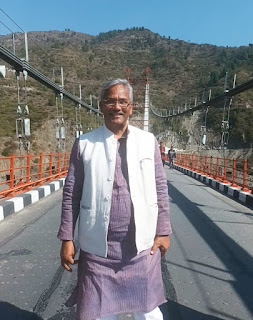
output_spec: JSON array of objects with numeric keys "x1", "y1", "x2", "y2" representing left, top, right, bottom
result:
[
  {"x1": 168, "y1": 146, "x2": 176, "y2": 168},
  {"x1": 58, "y1": 79, "x2": 172, "y2": 320},
  {"x1": 159, "y1": 141, "x2": 166, "y2": 166}
]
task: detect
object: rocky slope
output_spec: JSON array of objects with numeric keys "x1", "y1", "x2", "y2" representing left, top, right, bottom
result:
[{"x1": 0, "y1": 28, "x2": 253, "y2": 157}]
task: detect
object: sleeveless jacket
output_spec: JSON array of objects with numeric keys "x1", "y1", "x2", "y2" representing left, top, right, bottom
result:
[{"x1": 78, "y1": 125, "x2": 158, "y2": 257}]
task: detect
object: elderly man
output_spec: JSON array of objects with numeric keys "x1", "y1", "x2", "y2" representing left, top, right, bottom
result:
[{"x1": 58, "y1": 79, "x2": 172, "y2": 320}]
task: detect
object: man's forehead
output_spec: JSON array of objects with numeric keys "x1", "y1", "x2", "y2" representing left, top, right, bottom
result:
[{"x1": 104, "y1": 84, "x2": 130, "y2": 96}]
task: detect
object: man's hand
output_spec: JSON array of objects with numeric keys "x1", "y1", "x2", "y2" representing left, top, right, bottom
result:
[
  {"x1": 150, "y1": 235, "x2": 170, "y2": 256},
  {"x1": 60, "y1": 240, "x2": 77, "y2": 272}
]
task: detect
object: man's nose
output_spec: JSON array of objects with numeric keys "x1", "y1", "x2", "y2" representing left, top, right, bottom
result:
[{"x1": 113, "y1": 101, "x2": 122, "y2": 110}]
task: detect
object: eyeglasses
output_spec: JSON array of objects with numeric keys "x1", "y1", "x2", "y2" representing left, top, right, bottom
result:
[{"x1": 102, "y1": 99, "x2": 131, "y2": 109}]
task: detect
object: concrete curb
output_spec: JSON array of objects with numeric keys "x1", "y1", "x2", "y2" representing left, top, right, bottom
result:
[
  {"x1": 173, "y1": 165, "x2": 253, "y2": 208},
  {"x1": 0, "y1": 178, "x2": 66, "y2": 222}
]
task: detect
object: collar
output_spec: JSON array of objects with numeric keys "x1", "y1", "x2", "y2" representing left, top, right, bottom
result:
[{"x1": 103, "y1": 125, "x2": 130, "y2": 140}]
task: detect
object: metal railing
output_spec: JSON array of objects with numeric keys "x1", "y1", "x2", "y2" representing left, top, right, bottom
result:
[
  {"x1": 175, "y1": 153, "x2": 253, "y2": 193},
  {"x1": 0, "y1": 152, "x2": 70, "y2": 199}
]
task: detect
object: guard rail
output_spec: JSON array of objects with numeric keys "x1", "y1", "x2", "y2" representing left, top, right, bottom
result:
[
  {"x1": 175, "y1": 154, "x2": 253, "y2": 193},
  {"x1": 0, "y1": 152, "x2": 70, "y2": 199}
]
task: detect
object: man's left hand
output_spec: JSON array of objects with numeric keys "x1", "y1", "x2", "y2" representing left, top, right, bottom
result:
[{"x1": 151, "y1": 235, "x2": 170, "y2": 256}]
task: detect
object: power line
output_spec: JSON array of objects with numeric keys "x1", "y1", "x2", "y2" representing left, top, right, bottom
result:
[
  {"x1": 0, "y1": 8, "x2": 25, "y2": 33},
  {"x1": 26, "y1": 35, "x2": 56, "y2": 67},
  {"x1": 0, "y1": 20, "x2": 24, "y2": 43},
  {"x1": 0, "y1": 8, "x2": 55, "y2": 68},
  {"x1": 0, "y1": 19, "x2": 13, "y2": 34},
  {"x1": 0, "y1": 20, "x2": 19, "y2": 39}
]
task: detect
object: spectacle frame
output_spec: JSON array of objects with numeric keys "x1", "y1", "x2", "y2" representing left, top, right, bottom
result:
[{"x1": 102, "y1": 99, "x2": 131, "y2": 109}]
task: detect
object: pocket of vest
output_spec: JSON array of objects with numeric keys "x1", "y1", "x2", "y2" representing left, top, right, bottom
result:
[
  {"x1": 80, "y1": 207, "x2": 96, "y2": 226},
  {"x1": 81, "y1": 204, "x2": 92, "y2": 210},
  {"x1": 139, "y1": 157, "x2": 152, "y2": 169}
]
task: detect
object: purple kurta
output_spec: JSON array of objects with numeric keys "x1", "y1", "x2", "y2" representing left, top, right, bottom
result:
[{"x1": 58, "y1": 129, "x2": 172, "y2": 320}]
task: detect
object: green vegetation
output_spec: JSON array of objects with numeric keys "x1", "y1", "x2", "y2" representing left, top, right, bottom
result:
[
  {"x1": 2, "y1": 140, "x2": 17, "y2": 156},
  {"x1": 0, "y1": 28, "x2": 253, "y2": 153}
]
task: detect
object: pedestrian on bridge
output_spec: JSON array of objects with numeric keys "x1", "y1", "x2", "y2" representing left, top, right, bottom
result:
[
  {"x1": 159, "y1": 141, "x2": 166, "y2": 166},
  {"x1": 168, "y1": 146, "x2": 176, "y2": 169},
  {"x1": 58, "y1": 79, "x2": 172, "y2": 320}
]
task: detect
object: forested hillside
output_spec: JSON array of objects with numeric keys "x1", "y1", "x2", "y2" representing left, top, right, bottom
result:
[{"x1": 0, "y1": 27, "x2": 253, "y2": 155}]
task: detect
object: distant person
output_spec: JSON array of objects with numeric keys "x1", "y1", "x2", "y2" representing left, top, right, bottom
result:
[
  {"x1": 6, "y1": 174, "x2": 16, "y2": 187},
  {"x1": 159, "y1": 141, "x2": 166, "y2": 166},
  {"x1": 58, "y1": 79, "x2": 172, "y2": 320},
  {"x1": 168, "y1": 146, "x2": 176, "y2": 168},
  {"x1": 16, "y1": 178, "x2": 25, "y2": 187}
]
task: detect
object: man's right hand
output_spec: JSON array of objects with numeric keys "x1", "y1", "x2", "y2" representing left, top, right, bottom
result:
[{"x1": 60, "y1": 240, "x2": 77, "y2": 272}]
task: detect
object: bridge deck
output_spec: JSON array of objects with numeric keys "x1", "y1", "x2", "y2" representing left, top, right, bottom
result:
[{"x1": 0, "y1": 167, "x2": 252, "y2": 319}]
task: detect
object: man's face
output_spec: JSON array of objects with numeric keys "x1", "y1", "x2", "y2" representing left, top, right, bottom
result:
[{"x1": 100, "y1": 84, "x2": 133, "y2": 131}]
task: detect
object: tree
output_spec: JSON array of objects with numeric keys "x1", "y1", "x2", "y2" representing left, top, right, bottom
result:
[
  {"x1": 82, "y1": 40, "x2": 89, "y2": 52},
  {"x1": 209, "y1": 71, "x2": 219, "y2": 86}
]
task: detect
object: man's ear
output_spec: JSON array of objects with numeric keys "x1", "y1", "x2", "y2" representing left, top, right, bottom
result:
[
  {"x1": 129, "y1": 104, "x2": 133, "y2": 116},
  {"x1": 99, "y1": 101, "x2": 104, "y2": 113}
]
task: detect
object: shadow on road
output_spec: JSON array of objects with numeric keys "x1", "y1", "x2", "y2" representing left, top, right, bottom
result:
[
  {"x1": 0, "y1": 301, "x2": 42, "y2": 320},
  {"x1": 161, "y1": 257, "x2": 225, "y2": 320},
  {"x1": 46, "y1": 307, "x2": 76, "y2": 320},
  {"x1": 160, "y1": 300, "x2": 225, "y2": 320},
  {"x1": 167, "y1": 179, "x2": 253, "y2": 317},
  {"x1": 0, "y1": 249, "x2": 32, "y2": 261}
]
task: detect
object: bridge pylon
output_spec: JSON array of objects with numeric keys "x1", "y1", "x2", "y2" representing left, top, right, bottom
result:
[{"x1": 143, "y1": 68, "x2": 150, "y2": 132}]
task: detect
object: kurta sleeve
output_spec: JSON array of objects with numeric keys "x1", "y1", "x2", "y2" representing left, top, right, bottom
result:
[
  {"x1": 154, "y1": 138, "x2": 172, "y2": 235},
  {"x1": 57, "y1": 138, "x2": 84, "y2": 241}
]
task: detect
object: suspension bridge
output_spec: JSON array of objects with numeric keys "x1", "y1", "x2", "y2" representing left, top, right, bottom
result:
[{"x1": 0, "y1": 26, "x2": 253, "y2": 320}]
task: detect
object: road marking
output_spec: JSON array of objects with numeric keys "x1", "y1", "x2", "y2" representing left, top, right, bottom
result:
[
  {"x1": 6, "y1": 197, "x2": 24, "y2": 212},
  {"x1": 0, "y1": 207, "x2": 4, "y2": 221},
  {"x1": 50, "y1": 181, "x2": 60, "y2": 191},
  {"x1": 25, "y1": 190, "x2": 39, "y2": 203},
  {"x1": 40, "y1": 185, "x2": 51, "y2": 197}
]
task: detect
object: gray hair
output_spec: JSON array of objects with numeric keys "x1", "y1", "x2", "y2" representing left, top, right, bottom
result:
[{"x1": 100, "y1": 79, "x2": 133, "y2": 103}]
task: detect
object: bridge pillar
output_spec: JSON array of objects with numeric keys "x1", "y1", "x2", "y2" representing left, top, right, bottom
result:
[{"x1": 143, "y1": 83, "x2": 149, "y2": 132}]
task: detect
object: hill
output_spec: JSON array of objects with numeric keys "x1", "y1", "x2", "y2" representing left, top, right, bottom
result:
[{"x1": 0, "y1": 27, "x2": 253, "y2": 156}]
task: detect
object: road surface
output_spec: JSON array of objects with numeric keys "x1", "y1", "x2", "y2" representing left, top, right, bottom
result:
[{"x1": 0, "y1": 167, "x2": 252, "y2": 319}]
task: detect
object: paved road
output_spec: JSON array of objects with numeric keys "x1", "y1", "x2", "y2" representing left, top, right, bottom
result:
[
  {"x1": 0, "y1": 167, "x2": 252, "y2": 319},
  {"x1": 164, "y1": 167, "x2": 253, "y2": 320}
]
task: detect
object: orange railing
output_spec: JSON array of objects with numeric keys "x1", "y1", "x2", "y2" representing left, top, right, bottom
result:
[
  {"x1": 0, "y1": 152, "x2": 70, "y2": 199},
  {"x1": 175, "y1": 153, "x2": 253, "y2": 193}
]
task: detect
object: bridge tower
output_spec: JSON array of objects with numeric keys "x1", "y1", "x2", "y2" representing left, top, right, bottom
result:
[
  {"x1": 221, "y1": 72, "x2": 236, "y2": 154},
  {"x1": 125, "y1": 67, "x2": 131, "y2": 83},
  {"x1": 143, "y1": 68, "x2": 150, "y2": 132},
  {"x1": 75, "y1": 84, "x2": 83, "y2": 138}
]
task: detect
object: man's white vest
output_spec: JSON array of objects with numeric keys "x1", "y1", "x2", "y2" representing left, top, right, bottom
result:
[{"x1": 78, "y1": 125, "x2": 158, "y2": 257}]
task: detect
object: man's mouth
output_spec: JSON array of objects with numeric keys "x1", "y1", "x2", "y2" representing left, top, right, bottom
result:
[{"x1": 111, "y1": 113, "x2": 124, "y2": 117}]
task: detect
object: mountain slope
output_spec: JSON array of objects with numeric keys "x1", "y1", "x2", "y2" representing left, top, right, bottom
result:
[{"x1": 0, "y1": 27, "x2": 253, "y2": 155}]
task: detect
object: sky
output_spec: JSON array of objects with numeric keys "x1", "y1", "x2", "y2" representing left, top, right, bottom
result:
[{"x1": 0, "y1": 0, "x2": 252, "y2": 47}]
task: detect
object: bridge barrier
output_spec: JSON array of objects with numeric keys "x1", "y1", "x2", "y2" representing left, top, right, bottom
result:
[
  {"x1": 175, "y1": 153, "x2": 253, "y2": 194},
  {"x1": 0, "y1": 152, "x2": 70, "y2": 199}
]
